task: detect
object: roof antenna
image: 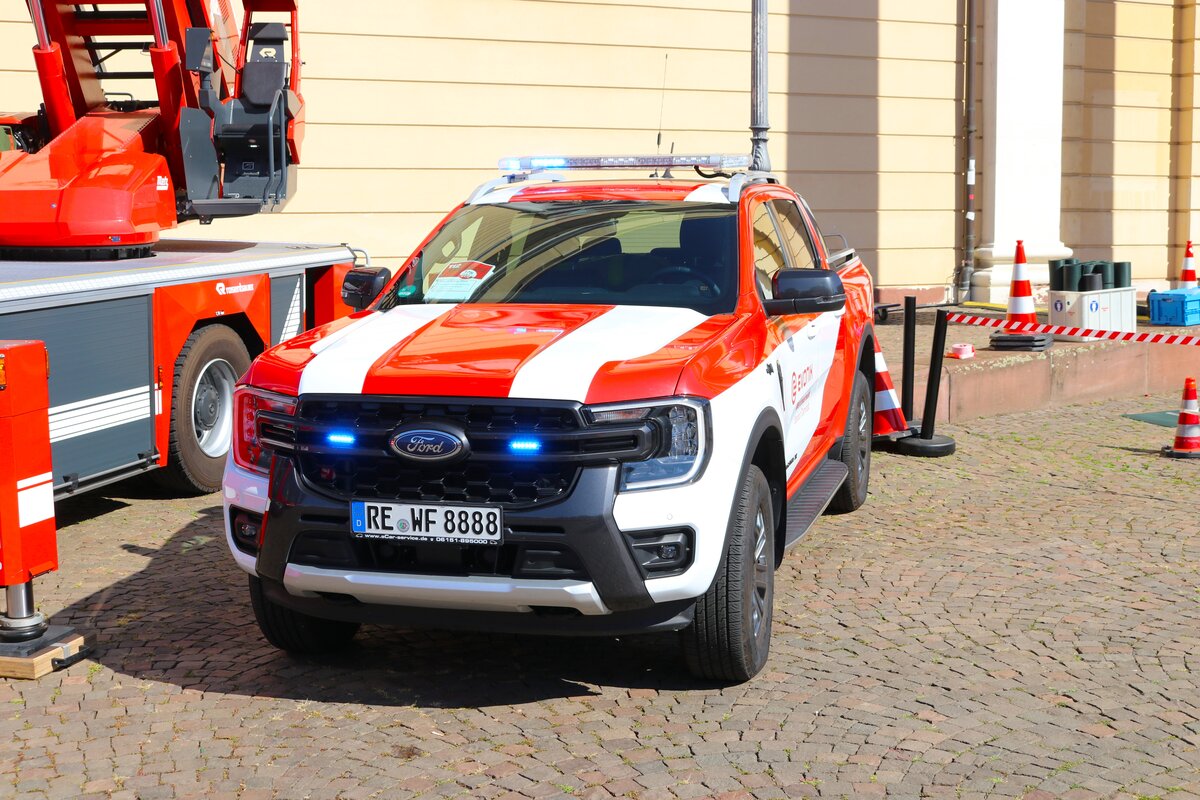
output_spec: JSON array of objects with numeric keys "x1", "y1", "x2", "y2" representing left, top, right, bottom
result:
[
  {"x1": 651, "y1": 53, "x2": 669, "y2": 178},
  {"x1": 749, "y1": 0, "x2": 771, "y2": 172}
]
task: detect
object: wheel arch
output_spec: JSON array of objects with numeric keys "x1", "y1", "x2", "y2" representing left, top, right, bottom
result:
[
  {"x1": 193, "y1": 313, "x2": 266, "y2": 362},
  {"x1": 726, "y1": 407, "x2": 788, "y2": 570}
]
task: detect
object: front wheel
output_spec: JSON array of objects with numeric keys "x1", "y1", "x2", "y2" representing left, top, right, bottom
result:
[
  {"x1": 681, "y1": 464, "x2": 774, "y2": 683},
  {"x1": 154, "y1": 325, "x2": 251, "y2": 494},
  {"x1": 249, "y1": 577, "x2": 360, "y2": 654}
]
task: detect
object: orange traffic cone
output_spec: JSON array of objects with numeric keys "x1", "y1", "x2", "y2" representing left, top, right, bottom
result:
[
  {"x1": 1163, "y1": 377, "x2": 1200, "y2": 459},
  {"x1": 1180, "y1": 241, "x2": 1197, "y2": 290},
  {"x1": 872, "y1": 338, "x2": 909, "y2": 438},
  {"x1": 1006, "y1": 240, "x2": 1037, "y2": 326}
]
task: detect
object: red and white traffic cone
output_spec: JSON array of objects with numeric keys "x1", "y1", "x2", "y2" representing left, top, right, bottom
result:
[
  {"x1": 1163, "y1": 376, "x2": 1200, "y2": 459},
  {"x1": 1179, "y1": 241, "x2": 1197, "y2": 290},
  {"x1": 872, "y1": 338, "x2": 909, "y2": 438},
  {"x1": 1006, "y1": 239, "x2": 1037, "y2": 327}
]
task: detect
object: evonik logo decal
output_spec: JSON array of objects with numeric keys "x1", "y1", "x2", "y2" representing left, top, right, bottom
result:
[{"x1": 216, "y1": 281, "x2": 255, "y2": 296}]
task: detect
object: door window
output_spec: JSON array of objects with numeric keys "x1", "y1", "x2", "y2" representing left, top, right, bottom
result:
[
  {"x1": 771, "y1": 200, "x2": 820, "y2": 270},
  {"x1": 750, "y1": 202, "x2": 787, "y2": 299}
]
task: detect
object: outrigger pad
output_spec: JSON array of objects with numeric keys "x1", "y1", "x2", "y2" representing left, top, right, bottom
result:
[{"x1": 0, "y1": 626, "x2": 88, "y2": 680}]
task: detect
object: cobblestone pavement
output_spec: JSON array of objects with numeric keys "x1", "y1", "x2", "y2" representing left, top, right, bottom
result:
[{"x1": 3, "y1": 393, "x2": 1199, "y2": 800}]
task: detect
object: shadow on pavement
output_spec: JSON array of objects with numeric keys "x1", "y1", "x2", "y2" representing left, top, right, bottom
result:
[{"x1": 53, "y1": 502, "x2": 710, "y2": 706}]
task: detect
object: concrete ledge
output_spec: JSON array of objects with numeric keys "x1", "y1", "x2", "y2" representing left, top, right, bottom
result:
[{"x1": 876, "y1": 308, "x2": 1198, "y2": 423}]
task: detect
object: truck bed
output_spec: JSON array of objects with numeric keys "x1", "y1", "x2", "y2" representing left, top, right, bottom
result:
[{"x1": 0, "y1": 239, "x2": 357, "y2": 312}]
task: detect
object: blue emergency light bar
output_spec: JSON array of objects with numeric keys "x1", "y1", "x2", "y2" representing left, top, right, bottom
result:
[{"x1": 497, "y1": 154, "x2": 753, "y2": 173}]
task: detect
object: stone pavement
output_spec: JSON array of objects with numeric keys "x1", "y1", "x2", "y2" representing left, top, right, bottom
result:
[{"x1": 2, "y1": 392, "x2": 1199, "y2": 800}]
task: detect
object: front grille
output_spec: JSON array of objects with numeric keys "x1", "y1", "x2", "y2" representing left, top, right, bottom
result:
[
  {"x1": 307, "y1": 458, "x2": 576, "y2": 505},
  {"x1": 285, "y1": 397, "x2": 646, "y2": 507}
]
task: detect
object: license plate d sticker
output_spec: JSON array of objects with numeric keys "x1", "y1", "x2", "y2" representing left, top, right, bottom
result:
[{"x1": 350, "y1": 501, "x2": 503, "y2": 544}]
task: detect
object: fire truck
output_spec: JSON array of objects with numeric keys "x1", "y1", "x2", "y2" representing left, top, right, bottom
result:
[{"x1": 0, "y1": 1, "x2": 360, "y2": 497}]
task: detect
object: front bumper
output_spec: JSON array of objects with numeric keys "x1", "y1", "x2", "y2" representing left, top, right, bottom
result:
[{"x1": 224, "y1": 454, "x2": 712, "y2": 632}]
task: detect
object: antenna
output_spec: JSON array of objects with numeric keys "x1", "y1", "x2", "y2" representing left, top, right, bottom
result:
[
  {"x1": 651, "y1": 54, "x2": 669, "y2": 177},
  {"x1": 749, "y1": 0, "x2": 771, "y2": 172}
]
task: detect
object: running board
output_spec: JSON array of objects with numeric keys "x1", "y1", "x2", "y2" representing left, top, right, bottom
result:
[{"x1": 782, "y1": 460, "x2": 848, "y2": 551}]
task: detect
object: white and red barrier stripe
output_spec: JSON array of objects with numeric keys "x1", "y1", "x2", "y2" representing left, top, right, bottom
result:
[{"x1": 947, "y1": 312, "x2": 1200, "y2": 346}]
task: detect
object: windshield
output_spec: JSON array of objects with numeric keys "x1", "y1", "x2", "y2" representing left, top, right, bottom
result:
[{"x1": 378, "y1": 201, "x2": 738, "y2": 315}]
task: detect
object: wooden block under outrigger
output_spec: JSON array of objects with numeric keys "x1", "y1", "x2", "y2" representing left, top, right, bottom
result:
[{"x1": 0, "y1": 626, "x2": 88, "y2": 680}]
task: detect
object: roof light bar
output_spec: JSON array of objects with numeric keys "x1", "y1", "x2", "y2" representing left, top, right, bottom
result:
[{"x1": 497, "y1": 154, "x2": 752, "y2": 173}]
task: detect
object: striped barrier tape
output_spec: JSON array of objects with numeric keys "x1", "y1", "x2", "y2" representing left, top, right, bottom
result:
[{"x1": 946, "y1": 312, "x2": 1200, "y2": 346}]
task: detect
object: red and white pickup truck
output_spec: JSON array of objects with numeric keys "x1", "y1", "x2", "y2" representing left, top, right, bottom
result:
[{"x1": 223, "y1": 154, "x2": 876, "y2": 682}]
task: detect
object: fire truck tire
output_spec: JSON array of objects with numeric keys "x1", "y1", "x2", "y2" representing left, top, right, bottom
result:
[
  {"x1": 681, "y1": 464, "x2": 774, "y2": 683},
  {"x1": 828, "y1": 370, "x2": 872, "y2": 514},
  {"x1": 155, "y1": 325, "x2": 251, "y2": 494},
  {"x1": 249, "y1": 577, "x2": 360, "y2": 654}
]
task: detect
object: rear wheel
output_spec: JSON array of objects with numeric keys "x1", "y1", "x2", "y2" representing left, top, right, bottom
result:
[
  {"x1": 154, "y1": 325, "x2": 251, "y2": 494},
  {"x1": 828, "y1": 370, "x2": 872, "y2": 513},
  {"x1": 681, "y1": 465, "x2": 774, "y2": 683},
  {"x1": 249, "y1": 576, "x2": 360, "y2": 654}
]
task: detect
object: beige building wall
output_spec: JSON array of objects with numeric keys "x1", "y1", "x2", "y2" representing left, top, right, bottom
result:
[
  {"x1": 0, "y1": 0, "x2": 964, "y2": 295},
  {"x1": 1062, "y1": 0, "x2": 1180, "y2": 287}
]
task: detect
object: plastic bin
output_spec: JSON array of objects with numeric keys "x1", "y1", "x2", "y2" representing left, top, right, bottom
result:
[
  {"x1": 1049, "y1": 287, "x2": 1137, "y2": 341},
  {"x1": 1148, "y1": 289, "x2": 1200, "y2": 327}
]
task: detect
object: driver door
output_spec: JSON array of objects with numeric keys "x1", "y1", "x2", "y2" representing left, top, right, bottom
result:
[{"x1": 751, "y1": 199, "x2": 836, "y2": 483}]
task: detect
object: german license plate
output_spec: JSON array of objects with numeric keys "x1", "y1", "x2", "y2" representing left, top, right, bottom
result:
[{"x1": 350, "y1": 501, "x2": 503, "y2": 544}]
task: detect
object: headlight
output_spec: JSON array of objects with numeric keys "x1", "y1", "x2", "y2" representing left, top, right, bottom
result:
[
  {"x1": 586, "y1": 398, "x2": 711, "y2": 491},
  {"x1": 232, "y1": 387, "x2": 297, "y2": 474}
]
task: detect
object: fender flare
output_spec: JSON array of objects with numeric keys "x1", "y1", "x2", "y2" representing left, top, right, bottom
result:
[{"x1": 701, "y1": 405, "x2": 785, "y2": 595}]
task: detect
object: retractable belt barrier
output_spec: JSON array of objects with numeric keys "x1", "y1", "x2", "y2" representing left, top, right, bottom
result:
[{"x1": 947, "y1": 312, "x2": 1200, "y2": 346}]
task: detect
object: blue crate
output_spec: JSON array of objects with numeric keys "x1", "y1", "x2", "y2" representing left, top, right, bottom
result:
[{"x1": 1149, "y1": 288, "x2": 1200, "y2": 326}]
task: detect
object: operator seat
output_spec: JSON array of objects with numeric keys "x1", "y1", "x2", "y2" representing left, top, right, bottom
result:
[
  {"x1": 213, "y1": 23, "x2": 293, "y2": 206},
  {"x1": 180, "y1": 22, "x2": 297, "y2": 218}
]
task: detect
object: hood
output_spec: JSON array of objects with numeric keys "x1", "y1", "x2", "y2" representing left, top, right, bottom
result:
[{"x1": 276, "y1": 303, "x2": 738, "y2": 403}]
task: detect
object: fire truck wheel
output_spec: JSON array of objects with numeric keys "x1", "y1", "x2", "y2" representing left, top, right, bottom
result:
[
  {"x1": 249, "y1": 577, "x2": 360, "y2": 654},
  {"x1": 828, "y1": 369, "x2": 872, "y2": 514},
  {"x1": 681, "y1": 464, "x2": 774, "y2": 683},
  {"x1": 155, "y1": 325, "x2": 251, "y2": 494}
]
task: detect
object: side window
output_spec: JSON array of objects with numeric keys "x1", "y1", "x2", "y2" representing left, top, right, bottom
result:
[
  {"x1": 750, "y1": 202, "x2": 787, "y2": 299},
  {"x1": 771, "y1": 200, "x2": 819, "y2": 270}
]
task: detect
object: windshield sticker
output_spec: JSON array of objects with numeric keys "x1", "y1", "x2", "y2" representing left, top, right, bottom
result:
[{"x1": 425, "y1": 261, "x2": 496, "y2": 301}]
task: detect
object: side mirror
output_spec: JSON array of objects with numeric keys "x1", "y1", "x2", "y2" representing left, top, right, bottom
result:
[
  {"x1": 762, "y1": 268, "x2": 846, "y2": 316},
  {"x1": 341, "y1": 266, "x2": 392, "y2": 311}
]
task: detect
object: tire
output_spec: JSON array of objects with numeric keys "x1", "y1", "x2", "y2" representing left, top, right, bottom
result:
[
  {"x1": 248, "y1": 576, "x2": 360, "y2": 654},
  {"x1": 681, "y1": 465, "x2": 774, "y2": 683},
  {"x1": 828, "y1": 369, "x2": 872, "y2": 514},
  {"x1": 154, "y1": 325, "x2": 251, "y2": 495}
]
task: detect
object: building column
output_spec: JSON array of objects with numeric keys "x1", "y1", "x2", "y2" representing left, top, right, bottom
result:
[{"x1": 972, "y1": 0, "x2": 1072, "y2": 303}]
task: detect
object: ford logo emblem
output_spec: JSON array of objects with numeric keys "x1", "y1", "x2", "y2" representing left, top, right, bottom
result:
[{"x1": 387, "y1": 425, "x2": 467, "y2": 463}]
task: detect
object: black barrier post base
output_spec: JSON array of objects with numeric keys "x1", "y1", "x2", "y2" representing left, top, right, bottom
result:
[{"x1": 894, "y1": 432, "x2": 957, "y2": 457}]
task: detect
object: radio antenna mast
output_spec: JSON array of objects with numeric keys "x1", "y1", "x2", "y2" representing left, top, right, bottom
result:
[
  {"x1": 749, "y1": 0, "x2": 771, "y2": 172},
  {"x1": 652, "y1": 53, "x2": 669, "y2": 177}
]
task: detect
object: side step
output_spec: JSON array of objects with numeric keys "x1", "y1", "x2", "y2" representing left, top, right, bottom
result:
[{"x1": 782, "y1": 460, "x2": 848, "y2": 551}]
